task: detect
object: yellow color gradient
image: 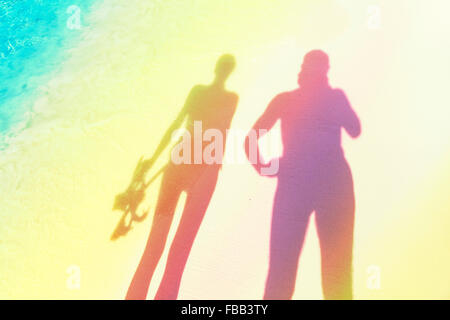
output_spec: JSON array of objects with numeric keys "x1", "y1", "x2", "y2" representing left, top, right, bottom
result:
[{"x1": 0, "y1": 0, "x2": 449, "y2": 299}]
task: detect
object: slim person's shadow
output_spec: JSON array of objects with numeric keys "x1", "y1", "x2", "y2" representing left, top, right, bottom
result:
[
  {"x1": 246, "y1": 50, "x2": 361, "y2": 299},
  {"x1": 126, "y1": 54, "x2": 239, "y2": 300}
]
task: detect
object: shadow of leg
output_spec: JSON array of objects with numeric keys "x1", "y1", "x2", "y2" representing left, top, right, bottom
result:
[
  {"x1": 264, "y1": 181, "x2": 312, "y2": 300},
  {"x1": 126, "y1": 214, "x2": 175, "y2": 299},
  {"x1": 125, "y1": 169, "x2": 182, "y2": 300},
  {"x1": 315, "y1": 180, "x2": 355, "y2": 300},
  {"x1": 155, "y1": 170, "x2": 218, "y2": 300}
]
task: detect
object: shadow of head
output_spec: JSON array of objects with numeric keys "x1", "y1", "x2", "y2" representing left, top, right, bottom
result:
[
  {"x1": 298, "y1": 49, "x2": 330, "y2": 87},
  {"x1": 215, "y1": 54, "x2": 236, "y2": 82}
]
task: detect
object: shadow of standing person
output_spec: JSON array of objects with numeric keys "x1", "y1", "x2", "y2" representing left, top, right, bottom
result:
[
  {"x1": 126, "y1": 54, "x2": 238, "y2": 300},
  {"x1": 246, "y1": 50, "x2": 361, "y2": 299}
]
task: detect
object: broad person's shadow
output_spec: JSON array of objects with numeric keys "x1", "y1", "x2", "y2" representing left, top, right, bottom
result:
[
  {"x1": 126, "y1": 54, "x2": 238, "y2": 300},
  {"x1": 246, "y1": 50, "x2": 361, "y2": 299}
]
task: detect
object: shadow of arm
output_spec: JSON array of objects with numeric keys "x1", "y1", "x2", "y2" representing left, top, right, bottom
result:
[
  {"x1": 245, "y1": 94, "x2": 282, "y2": 172},
  {"x1": 336, "y1": 90, "x2": 361, "y2": 138},
  {"x1": 143, "y1": 86, "x2": 198, "y2": 169}
]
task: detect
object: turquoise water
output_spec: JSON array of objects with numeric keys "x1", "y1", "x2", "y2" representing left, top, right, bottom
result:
[{"x1": 0, "y1": 0, "x2": 96, "y2": 139}]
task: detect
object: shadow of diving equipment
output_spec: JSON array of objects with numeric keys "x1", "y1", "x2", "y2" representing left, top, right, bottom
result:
[{"x1": 111, "y1": 157, "x2": 166, "y2": 240}]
